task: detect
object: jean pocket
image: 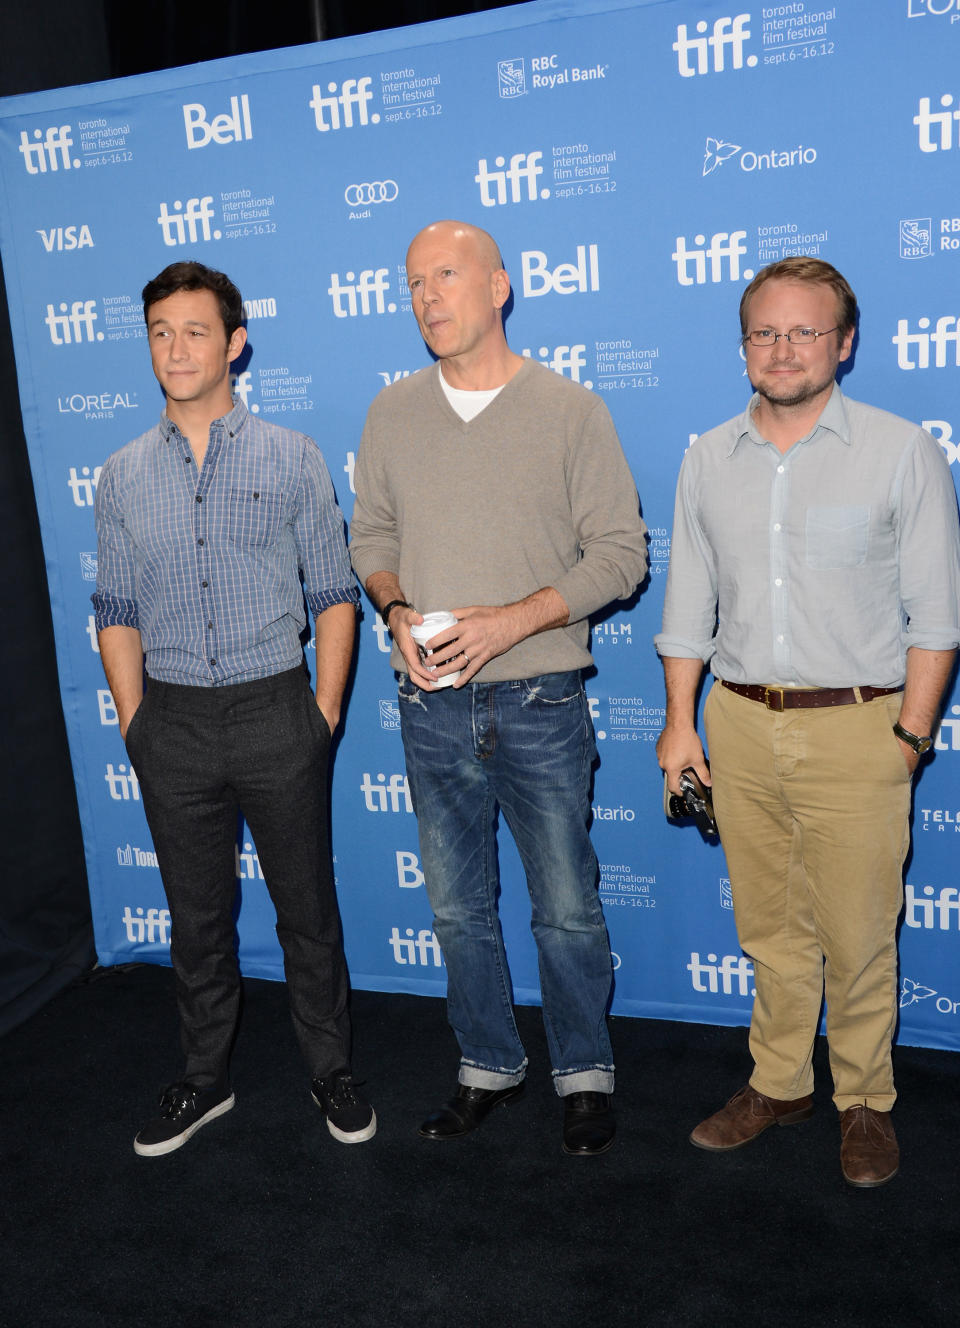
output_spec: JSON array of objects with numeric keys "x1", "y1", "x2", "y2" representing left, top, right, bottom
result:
[
  {"x1": 397, "y1": 673, "x2": 418, "y2": 698},
  {"x1": 227, "y1": 487, "x2": 284, "y2": 548},
  {"x1": 805, "y1": 505, "x2": 869, "y2": 570},
  {"x1": 518, "y1": 670, "x2": 583, "y2": 707}
]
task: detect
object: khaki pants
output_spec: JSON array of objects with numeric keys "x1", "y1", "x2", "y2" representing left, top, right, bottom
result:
[{"x1": 704, "y1": 683, "x2": 912, "y2": 1112}]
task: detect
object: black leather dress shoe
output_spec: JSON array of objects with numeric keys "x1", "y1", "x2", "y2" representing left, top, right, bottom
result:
[
  {"x1": 418, "y1": 1082, "x2": 525, "y2": 1139},
  {"x1": 562, "y1": 1091, "x2": 616, "y2": 1156}
]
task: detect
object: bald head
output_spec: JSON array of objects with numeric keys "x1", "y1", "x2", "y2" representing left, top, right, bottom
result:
[
  {"x1": 406, "y1": 220, "x2": 504, "y2": 276},
  {"x1": 404, "y1": 219, "x2": 516, "y2": 381}
]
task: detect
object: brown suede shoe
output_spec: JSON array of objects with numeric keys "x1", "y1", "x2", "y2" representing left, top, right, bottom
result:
[
  {"x1": 690, "y1": 1084, "x2": 814, "y2": 1151},
  {"x1": 839, "y1": 1105, "x2": 899, "y2": 1187}
]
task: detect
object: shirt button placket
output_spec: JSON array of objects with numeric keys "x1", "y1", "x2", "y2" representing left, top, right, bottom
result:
[
  {"x1": 193, "y1": 472, "x2": 215, "y2": 676},
  {"x1": 770, "y1": 456, "x2": 790, "y2": 674}
]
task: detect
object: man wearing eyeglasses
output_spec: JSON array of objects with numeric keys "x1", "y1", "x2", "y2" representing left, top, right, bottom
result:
[{"x1": 655, "y1": 257, "x2": 960, "y2": 1186}]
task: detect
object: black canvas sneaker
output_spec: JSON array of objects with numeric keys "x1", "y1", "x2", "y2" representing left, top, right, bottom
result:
[
  {"x1": 311, "y1": 1071, "x2": 377, "y2": 1143},
  {"x1": 134, "y1": 1082, "x2": 235, "y2": 1157}
]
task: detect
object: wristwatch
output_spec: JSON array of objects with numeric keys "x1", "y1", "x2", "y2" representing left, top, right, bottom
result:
[
  {"x1": 892, "y1": 721, "x2": 933, "y2": 756},
  {"x1": 379, "y1": 599, "x2": 410, "y2": 630}
]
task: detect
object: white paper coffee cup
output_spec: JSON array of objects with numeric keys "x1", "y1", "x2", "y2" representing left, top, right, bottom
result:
[{"x1": 409, "y1": 611, "x2": 460, "y2": 688}]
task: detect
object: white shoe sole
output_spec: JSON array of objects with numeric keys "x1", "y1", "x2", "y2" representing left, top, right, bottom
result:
[
  {"x1": 134, "y1": 1092, "x2": 235, "y2": 1157},
  {"x1": 313, "y1": 1096, "x2": 377, "y2": 1144}
]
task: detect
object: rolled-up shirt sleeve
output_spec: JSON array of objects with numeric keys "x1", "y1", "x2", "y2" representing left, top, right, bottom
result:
[
  {"x1": 295, "y1": 438, "x2": 360, "y2": 617},
  {"x1": 655, "y1": 447, "x2": 719, "y2": 662},
  {"x1": 92, "y1": 456, "x2": 140, "y2": 631},
  {"x1": 898, "y1": 428, "x2": 960, "y2": 651}
]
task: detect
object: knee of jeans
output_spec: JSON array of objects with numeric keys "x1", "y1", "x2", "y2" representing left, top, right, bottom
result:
[
  {"x1": 532, "y1": 896, "x2": 606, "y2": 933},
  {"x1": 430, "y1": 888, "x2": 497, "y2": 930}
]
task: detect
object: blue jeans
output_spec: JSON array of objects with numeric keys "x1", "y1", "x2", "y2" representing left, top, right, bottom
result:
[{"x1": 398, "y1": 669, "x2": 614, "y2": 1097}]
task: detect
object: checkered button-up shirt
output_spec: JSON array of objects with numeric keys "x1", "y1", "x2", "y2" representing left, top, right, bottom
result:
[{"x1": 93, "y1": 401, "x2": 358, "y2": 686}]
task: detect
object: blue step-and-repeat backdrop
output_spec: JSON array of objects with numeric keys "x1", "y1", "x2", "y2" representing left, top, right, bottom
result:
[{"x1": 1, "y1": 0, "x2": 958, "y2": 1049}]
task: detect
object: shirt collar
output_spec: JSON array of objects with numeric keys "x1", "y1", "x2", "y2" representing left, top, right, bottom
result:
[
  {"x1": 728, "y1": 382, "x2": 850, "y2": 456},
  {"x1": 159, "y1": 398, "x2": 249, "y2": 443}
]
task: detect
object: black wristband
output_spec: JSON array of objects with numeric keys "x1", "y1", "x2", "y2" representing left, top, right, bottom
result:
[{"x1": 380, "y1": 599, "x2": 410, "y2": 629}]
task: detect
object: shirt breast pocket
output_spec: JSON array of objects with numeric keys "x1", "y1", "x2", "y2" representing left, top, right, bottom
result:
[
  {"x1": 227, "y1": 487, "x2": 284, "y2": 548},
  {"x1": 805, "y1": 505, "x2": 870, "y2": 570}
]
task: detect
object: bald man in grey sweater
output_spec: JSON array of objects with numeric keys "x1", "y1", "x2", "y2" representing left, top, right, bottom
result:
[{"x1": 350, "y1": 220, "x2": 647, "y2": 1156}]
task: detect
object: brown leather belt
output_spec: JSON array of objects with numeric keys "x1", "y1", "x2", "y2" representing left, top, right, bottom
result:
[{"x1": 720, "y1": 680, "x2": 903, "y2": 713}]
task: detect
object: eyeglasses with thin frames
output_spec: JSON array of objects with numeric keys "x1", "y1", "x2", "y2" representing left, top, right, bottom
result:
[{"x1": 742, "y1": 326, "x2": 838, "y2": 348}]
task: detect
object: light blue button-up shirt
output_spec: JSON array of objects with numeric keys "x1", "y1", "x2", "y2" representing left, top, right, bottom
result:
[
  {"x1": 93, "y1": 401, "x2": 358, "y2": 686},
  {"x1": 656, "y1": 386, "x2": 960, "y2": 687}
]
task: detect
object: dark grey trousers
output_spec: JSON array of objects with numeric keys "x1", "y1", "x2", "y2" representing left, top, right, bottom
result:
[{"x1": 124, "y1": 665, "x2": 351, "y2": 1090}]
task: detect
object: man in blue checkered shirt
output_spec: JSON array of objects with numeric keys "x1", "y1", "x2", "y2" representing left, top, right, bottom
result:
[{"x1": 93, "y1": 261, "x2": 375, "y2": 1156}]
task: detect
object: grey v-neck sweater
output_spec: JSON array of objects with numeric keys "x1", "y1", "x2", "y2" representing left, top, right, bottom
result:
[{"x1": 350, "y1": 359, "x2": 648, "y2": 682}]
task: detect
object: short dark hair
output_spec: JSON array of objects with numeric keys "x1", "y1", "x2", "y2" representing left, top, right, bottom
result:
[
  {"x1": 142, "y1": 260, "x2": 243, "y2": 339},
  {"x1": 739, "y1": 257, "x2": 857, "y2": 341}
]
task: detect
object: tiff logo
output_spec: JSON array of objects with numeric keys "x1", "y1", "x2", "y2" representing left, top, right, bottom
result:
[
  {"x1": 892, "y1": 316, "x2": 960, "y2": 369},
  {"x1": 19, "y1": 125, "x2": 77, "y2": 173},
  {"x1": 521, "y1": 344, "x2": 587, "y2": 382},
  {"x1": 158, "y1": 196, "x2": 219, "y2": 246},
  {"x1": 236, "y1": 840, "x2": 263, "y2": 881},
  {"x1": 183, "y1": 95, "x2": 252, "y2": 149},
  {"x1": 328, "y1": 268, "x2": 392, "y2": 317},
  {"x1": 688, "y1": 951, "x2": 754, "y2": 995},
  {"x1": 936, "y1": 704, "x2": 960, "y2": 750},
  {"x1": 231, "y1": 371, "x2": 257, "y2": 413},
  {"x1": 904, "y1": 883, "x2": 960, "y2": 929},
  {"x1": 343, "y1": 450, "x2": 357, "y2": 495},
  {"x1": 914, "y1": 94, "x2": 960, "y2": 153},
  {"x1": 475, "y1": 151, "x2": 548, "y2": 206},
  {"x1": 105, "y1": 762, "x2": 140, "y2": 801},
  {"x1": 673, "y1": 232, "x2": 749, "y2": 285},
  {"x1": 86, "y1": 615, "x2": 101, "y2": 654},
  {"x1": 121, "y1": 906, "x2": 171, "y2": 944},
  {"x1": 45, "y1": 300, "x2": 101, "y2": 345},
  {"x1": 310, "y1": 78, "x2": 379, "y2": 132},
  {"x1": 370, "y1": 613, "x2": 392, "y2": 654},
  {"x1": 673, "y1": 14, "x2": 755, "y2": 77},
  {"x1": 388, "y1": 926, "x2": 443, "y2": 966},
  {"x1": 67, "y1": 464, "x2": 102, "y2": 507},
  {"x1": 521, "y1": 244, "x2": 599, "y2": 298},
  {"x1": 361, "y1": 772, "x2": 413, "y2": 812}
]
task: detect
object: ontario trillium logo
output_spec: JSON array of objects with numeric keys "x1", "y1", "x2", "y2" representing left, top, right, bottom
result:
[
  {"x1": 703, "y1": 136, "x2": 741, "y2": 177},
  {"x1": 900, "y1": 977, "x2": 937, "y2": 1008}
]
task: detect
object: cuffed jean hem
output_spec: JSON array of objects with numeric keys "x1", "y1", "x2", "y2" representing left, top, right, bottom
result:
[
  {"x1": 552, "y1": 1066, "x2": 615, "y2": 1097},
  {"x1": 458, "y1": 1057, "x2": 528, "y2": 1090}
]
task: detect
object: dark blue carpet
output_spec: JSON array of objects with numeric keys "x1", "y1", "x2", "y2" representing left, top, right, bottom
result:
[{"x1": 1, "y1": 963, "x2": 956, "y2": 1328}]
